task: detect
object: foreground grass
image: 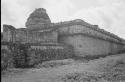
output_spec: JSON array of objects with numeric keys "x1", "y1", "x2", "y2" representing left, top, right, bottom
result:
[
  {"x1": 59, "y1": 54, "x2": 125, "y2": 82},
  {"x1": 2, "y1": 53, "x2": 125, "y2": 82}
]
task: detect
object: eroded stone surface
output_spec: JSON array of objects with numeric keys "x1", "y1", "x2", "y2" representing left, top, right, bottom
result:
[{"x1": 26, "y1": 8, "x2": 51, "y2": 30}]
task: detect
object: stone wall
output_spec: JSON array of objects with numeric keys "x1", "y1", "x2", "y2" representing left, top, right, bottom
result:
[
  {"x1": 2, "y1": 20, "x2": 125, "y2": 58},
  {"x1": 2, "y1": 25, "x2": 16, "y2": 42},
  {"x1": 15, "y1": 29, "x2": 58, "y2": 43},
  {"x1": 14, "y1": 29, "x2": 27, "y2": 42},
  {"x1": 1, "y1": 42, "x2": 14, "y2": 70},
  {"x1": 53, "y1": 19, "x2": 123, "y2": 43},
  {"x1": 1, "y1": 42, "x2": 74, "y2": 68},
  {"x1": 58, "y1": 25, "x2": 121, "y2": 44},
  {"x1": 27, "y1": 43, "x2": 74, "y2": 65},
  {"x1": 57, "y1": 23, "x2": 124, "y2": 56},
  {"x1": 59, "y1": 34, "x2": 123, "y2": 57},
  {"x1": 3, "y1": 25, "x2": 58, "y2": 43}
]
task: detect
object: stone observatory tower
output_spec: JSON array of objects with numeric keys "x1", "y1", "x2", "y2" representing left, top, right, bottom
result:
[{"x1": 25, "y1": 8, "x2": 51, "y2": 30}]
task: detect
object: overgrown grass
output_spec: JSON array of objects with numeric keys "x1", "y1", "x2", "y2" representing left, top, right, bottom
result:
[{"x1": 60, "y1": 55, "x2": 125, "y2": 82}]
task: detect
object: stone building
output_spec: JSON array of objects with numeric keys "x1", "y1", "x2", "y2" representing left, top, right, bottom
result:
[{"x1": 2, "y1": 8, "x2": 125, "y2": 57}]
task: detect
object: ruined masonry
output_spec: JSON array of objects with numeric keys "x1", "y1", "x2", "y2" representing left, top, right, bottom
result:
[{"x1": 2, "y1": 8, "x2": 125, "y2": 57}]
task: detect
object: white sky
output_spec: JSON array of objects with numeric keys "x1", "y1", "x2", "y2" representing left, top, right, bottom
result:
[{"x1": 1, "y1": 0, "x2": 125, "y2": 39}]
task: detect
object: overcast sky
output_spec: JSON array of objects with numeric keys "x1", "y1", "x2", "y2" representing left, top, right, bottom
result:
[{"x1": 1, "y1": 0, "x2": 125, "y2": 38}]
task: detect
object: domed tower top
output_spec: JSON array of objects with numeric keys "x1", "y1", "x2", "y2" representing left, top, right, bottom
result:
[{"x1": 25, "y1": 8, "x2": 51, "y2": 30}]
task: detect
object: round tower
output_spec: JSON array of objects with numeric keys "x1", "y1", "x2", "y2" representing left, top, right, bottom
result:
[{"x1": 25, "y1": 8, "x2": 51, "y2": 30}]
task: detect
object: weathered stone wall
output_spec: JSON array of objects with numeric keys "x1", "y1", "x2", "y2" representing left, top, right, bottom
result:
[
  {"x1": 59, "y1": 34, "x2": 123, "y2": 57},
  {"x1": 54, "y1": 19, "x2": 123, "y2": 43},
  {"x1": 26, "y1": 8, "x2": 51, "y2": 30},
  {"x1": 2, "y1": 25, "x2": 16, "y2": 42},
  {"x1": 2, "y1": 19, "x2": 125, "y2": 58},
  {"x1": 14, "y1": 29, "x2": 27, "y2": 42},
  {"x1": 58, "y1": 24, "x2": 124, "y2": 56},
  {"x1": 110, "y1": 43, "x2": 123, "y2": 54},
  {"x1": 3, "y1": 25, "x2": 58, "y2": 43},
  {"x1": 58, "y1": 25, "x2": 121, "y2": 43},
  {"x1": 15, "y1": 29, "x2": 58, "y2": 43},
  {"x1": 1, "y1": 42, "x2": 14, "y2": 70},
  {"x1": 27, "y1": 43, "x2": 74, "y2": 65},
  {"x1": 1, "y1": 42, "x2": 74, "y2": 68},
  {"x1": 29, "y1": 30, "x2": 58, "y2": 43}
]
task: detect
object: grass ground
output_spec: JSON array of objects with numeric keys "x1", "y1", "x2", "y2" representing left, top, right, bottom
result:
[{"x1": 1, "y1": 53, "x2": 125, "y2": 82}]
